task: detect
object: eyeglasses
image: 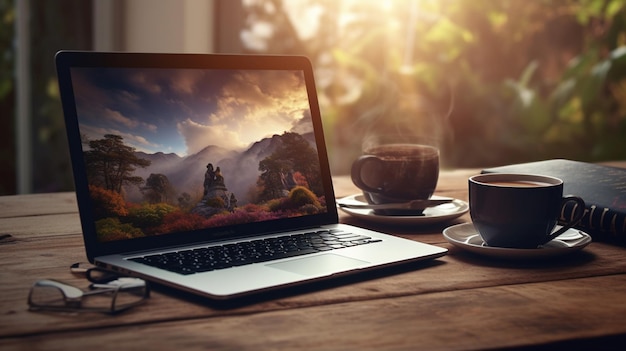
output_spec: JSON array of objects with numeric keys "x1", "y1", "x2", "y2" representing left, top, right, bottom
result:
[{"x1": 28, "y1": 278, "x2": 149, "y2": 314}]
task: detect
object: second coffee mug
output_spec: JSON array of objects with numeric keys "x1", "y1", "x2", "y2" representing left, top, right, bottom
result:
[
  {"x1": 351, "y1": 143, "x2": 439, "y2": 214},
  {"x1": 469, "y1": 173, "x2": 586, "y2": 249}
]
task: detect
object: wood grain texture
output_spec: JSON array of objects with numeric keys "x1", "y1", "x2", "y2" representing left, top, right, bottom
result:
[
  {"x1": 0, "y1": 192, "x2": 77, "y2": 218},
  {"x1": 2, "y1": 165, "x2": 626, "y2": 350},
  {"x1": 3, "y1": 275, "x2": 626, "y2": 350}
]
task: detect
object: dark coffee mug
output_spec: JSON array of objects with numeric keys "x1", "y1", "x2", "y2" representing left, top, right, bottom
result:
[
  {"x1": 351, "y1": 143, "x2": 439, "y2": 215},
  {"x1": 469, "y1": 173, "x2": 585, "y2": 249}
]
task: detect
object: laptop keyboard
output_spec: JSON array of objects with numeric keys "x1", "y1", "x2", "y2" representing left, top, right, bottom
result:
[{"x1": 129, "y1": 229, "x2": 381, "y2": 275}]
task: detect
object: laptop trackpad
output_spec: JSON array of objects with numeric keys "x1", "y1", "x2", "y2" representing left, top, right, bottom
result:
[{"x1": 267, "y1": 253, "x2": 369, "y2": 276}]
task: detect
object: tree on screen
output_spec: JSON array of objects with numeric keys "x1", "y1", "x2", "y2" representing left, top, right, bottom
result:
[
  {"x1": 143, "y1": 173, "x2": 176, "y2": 204},
  {"x1": 258, "y1": 156, "x2": 294, "y2": 201},
  {"x1": 84, "y1": 134, "x2": 151, "y2": 193},
  {"x1": 273, "y1": 132, "x2": 322, "y2": 195},
  {"x1": 257, "y1": 132, "x2": 322, "y2": 202}
]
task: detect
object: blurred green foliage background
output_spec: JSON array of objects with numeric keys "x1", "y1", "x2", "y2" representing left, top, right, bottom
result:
[
  {"x1": 242, "y1": 0, "x2": 626, "y2": 173},
  {"x1": 1, "y1": 0, "x2": 625, "y2": 194}
]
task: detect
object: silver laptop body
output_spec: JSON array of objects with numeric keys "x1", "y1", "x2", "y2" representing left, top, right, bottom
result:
[{"x1": 56, "y1": 51, "x2": 447, "y2": 301}]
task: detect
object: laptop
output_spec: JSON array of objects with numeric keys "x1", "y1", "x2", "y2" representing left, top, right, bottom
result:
[{"x1": 55, "y1": 51, "x2": 447, "y2": 300}]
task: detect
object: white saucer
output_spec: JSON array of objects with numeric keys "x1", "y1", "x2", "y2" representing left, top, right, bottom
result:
[
  {"x1": 442, "y1": 223, "x2": 592, "y2": 259},
  {"x1": 337, "y1": 194, "x2": 468, "y2": 225}
]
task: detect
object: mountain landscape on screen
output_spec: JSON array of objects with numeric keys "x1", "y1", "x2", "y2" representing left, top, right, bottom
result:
[
  {"x1": 70, "y1": 66, "x2": 325, "y2": 242},
  {"x1": 125, "y1": 131, "x2": 318, "y2": 206}
]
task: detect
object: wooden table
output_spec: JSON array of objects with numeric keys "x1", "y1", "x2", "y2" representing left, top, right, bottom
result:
[{"x1": 2, "y1": 164, "x2": 626, "y2": 350}]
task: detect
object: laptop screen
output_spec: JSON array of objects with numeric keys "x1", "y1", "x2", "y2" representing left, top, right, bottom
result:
[{"x1": 65, "y1": 63, "x2": 331, "y2": 245}]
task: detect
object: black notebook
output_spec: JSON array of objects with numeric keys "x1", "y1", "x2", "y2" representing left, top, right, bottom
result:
[{"x1": 483, "y1": 159, "x2": 626, "y2": 243}]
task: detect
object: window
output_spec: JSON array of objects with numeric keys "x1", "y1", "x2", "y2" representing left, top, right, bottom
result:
[{"x1": 3, "y1": 0, "x2": 91, "y2": 195}]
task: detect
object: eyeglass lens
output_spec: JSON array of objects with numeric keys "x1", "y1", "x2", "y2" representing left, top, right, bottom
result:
[{"x1": 29, "y1": 280, "x2": 82, "y2": 308}]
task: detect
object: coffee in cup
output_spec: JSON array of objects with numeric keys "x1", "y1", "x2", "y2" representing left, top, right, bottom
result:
[
  {"x1": 351, "y1": 143, "x2": 439, "y2": 215},
  {"x1": 468, "y1": 173, "x2": 585, "y2": 249}
]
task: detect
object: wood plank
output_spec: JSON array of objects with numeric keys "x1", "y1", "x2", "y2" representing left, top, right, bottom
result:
[
  {"x1": 1, "y1": 164, "x2": 625, "y2": 350},
  {"x1": 0, "y1": 213, "x2": 83, "y2": 239},
  {"x1": 0, "y1": 192, "x2": 78, "y2": 219},
  {"x1": 3, "y1": 274, "x2": 626, "y2": 351},
  {"x1": 3, "y1": 223, "x2": 626, "y2": 339}
]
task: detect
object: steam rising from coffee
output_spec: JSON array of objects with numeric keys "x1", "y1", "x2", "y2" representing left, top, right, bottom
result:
[{"x1": 356, "y1": 78, "x2": 454, "y2": 164}]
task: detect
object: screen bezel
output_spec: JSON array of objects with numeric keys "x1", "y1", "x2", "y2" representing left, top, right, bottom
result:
[{"x1": 55, "y1": 51, "x2": 338, "y2": 261}]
